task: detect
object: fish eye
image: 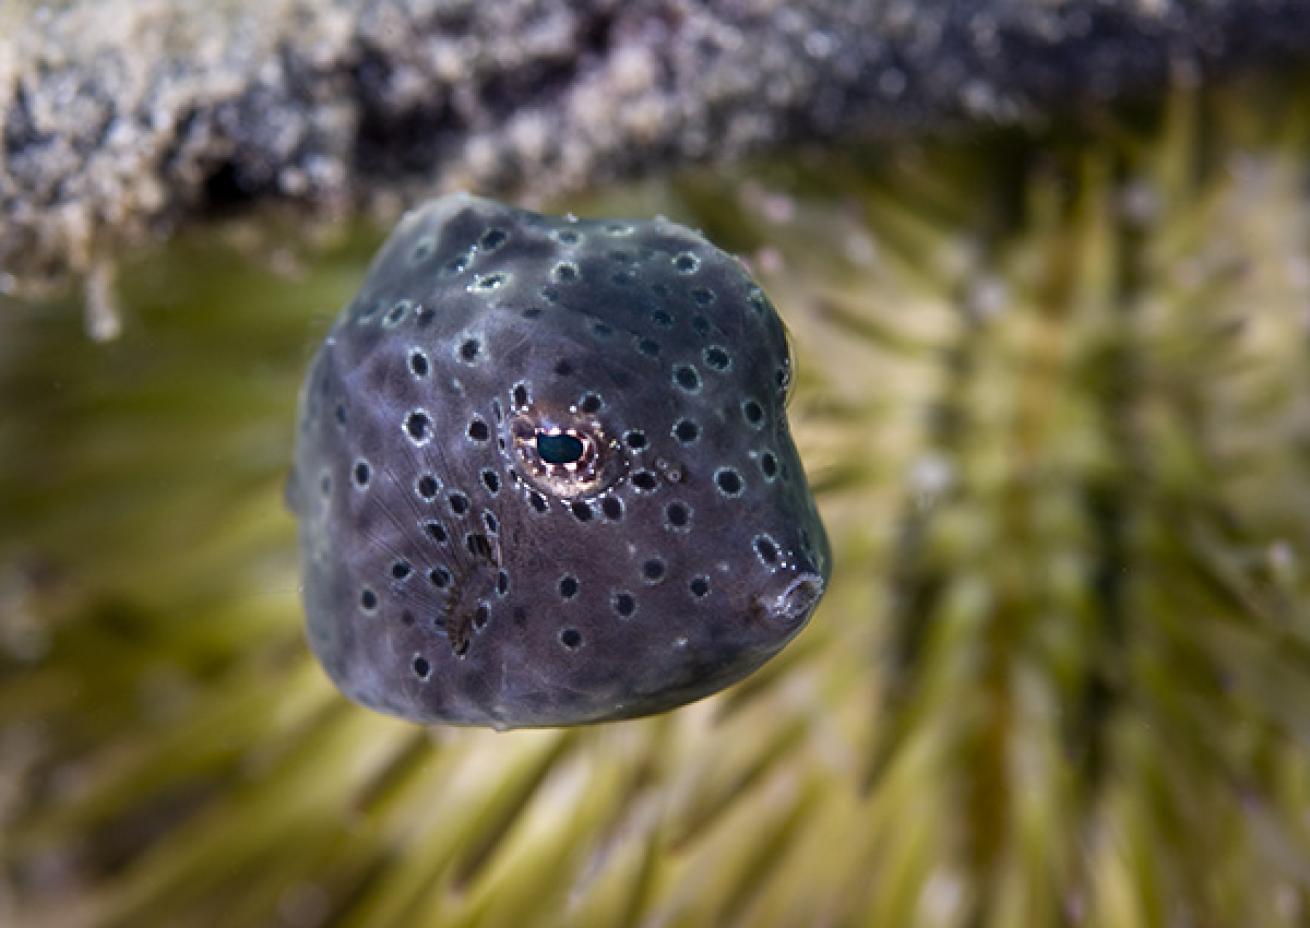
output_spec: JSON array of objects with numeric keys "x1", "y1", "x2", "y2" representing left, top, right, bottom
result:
[
  {"x1": 536, "y1": 431, "x2": 585, "y2": 465},
  {"x1": 505, "y1": 411, "x2": 627, "y2": 499}
]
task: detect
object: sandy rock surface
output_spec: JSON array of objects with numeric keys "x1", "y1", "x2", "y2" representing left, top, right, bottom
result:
[{"x1": 3, "y1": 0, "x2": 1309, "y2": 295}]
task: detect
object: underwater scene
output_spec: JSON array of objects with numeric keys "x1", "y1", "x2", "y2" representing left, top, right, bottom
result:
[{"x1": 4, "y1": 22, "x2": 1310, "y2": 927}]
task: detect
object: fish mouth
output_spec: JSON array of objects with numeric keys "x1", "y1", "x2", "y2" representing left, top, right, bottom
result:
[{"x1": 757, "y1": 572, "x2": 826, "y2": 632}]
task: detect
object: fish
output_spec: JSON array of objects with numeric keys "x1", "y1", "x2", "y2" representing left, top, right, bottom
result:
[{"x1": 288, "y1": 193, "x2": 830, "y2": 729}]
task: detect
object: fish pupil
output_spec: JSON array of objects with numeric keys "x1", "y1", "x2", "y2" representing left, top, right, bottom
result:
[{"x1": 536, "y1": 432, "x2": 584, "y2": 465}]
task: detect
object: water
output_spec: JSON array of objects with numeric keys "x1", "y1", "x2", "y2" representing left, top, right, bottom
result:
[{"x1": 3, "y1": 89, "x2": 1310, "y2": 925}]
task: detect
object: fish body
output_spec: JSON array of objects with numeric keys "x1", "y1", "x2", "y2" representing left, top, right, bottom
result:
[{"x1": 290, "y1": 193, "x2": 829, "y2": 728}]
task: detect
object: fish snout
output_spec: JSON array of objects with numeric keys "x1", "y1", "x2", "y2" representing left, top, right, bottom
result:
[{"x1": 755, "y1": 569, "x2": 826, "y2": 633}]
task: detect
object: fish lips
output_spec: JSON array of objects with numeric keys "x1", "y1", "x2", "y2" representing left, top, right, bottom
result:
[{"x1": 757, "y1": 571, "x2": 826, "y2": 633}]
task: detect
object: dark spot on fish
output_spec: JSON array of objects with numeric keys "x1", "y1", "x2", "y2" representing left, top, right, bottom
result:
[
  {"x1": 673, "y1": 365, "x2": 700, "y2": 392},
  {"x1": 665, "y1": 501, "x2": 691, "y2": 531},
  {"x1": 385, "y1": 300, "x2": 410, "y2": 326},
  {"x1": 715, "y1": 468, "x2": 745, "y2": 497},
  {"x1": 612, "y1": 591, "x2": 637, "y2": 618},
  {"x1": 703, "y1": 347, "x2": 731, "y2": 371},
  {"x1": 673, "y1": 419, "x2": 699, "y2": 444},
  {"x1": 405, "y1": 410, "x2": 432, "y2": 444}
]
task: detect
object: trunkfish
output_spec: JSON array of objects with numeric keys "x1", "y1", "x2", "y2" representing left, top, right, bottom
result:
[{"x1": 289, "y1": 193, "x2": 829, "y2": 728}]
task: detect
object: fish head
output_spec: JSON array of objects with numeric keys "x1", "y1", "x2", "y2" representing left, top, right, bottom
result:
[{"x1": 291, "y1": 193, "x2": 830, "y2": 728}]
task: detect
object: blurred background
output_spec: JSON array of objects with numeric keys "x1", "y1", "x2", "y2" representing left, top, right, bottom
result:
[{"x1": 3, "y1": 2, "x2": 1310, "y2": 926}]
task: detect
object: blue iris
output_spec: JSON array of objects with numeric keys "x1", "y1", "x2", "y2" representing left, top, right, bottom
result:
[{"x1": 537, "y1": 432, "x2": 585, "y2": 464}]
